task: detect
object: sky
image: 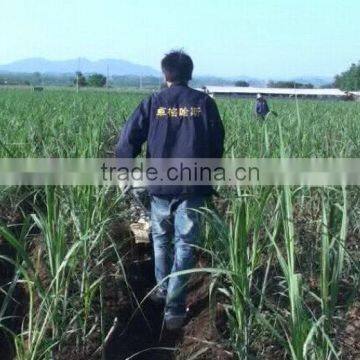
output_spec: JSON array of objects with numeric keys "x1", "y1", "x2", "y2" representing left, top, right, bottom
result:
[{"x1": 0, "y1": 0, "x2": 359, "y2": 79}]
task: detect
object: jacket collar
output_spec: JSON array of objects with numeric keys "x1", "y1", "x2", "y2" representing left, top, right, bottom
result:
[{"x1": 169, "y1": 81, "x2": 188, "y2": 88}]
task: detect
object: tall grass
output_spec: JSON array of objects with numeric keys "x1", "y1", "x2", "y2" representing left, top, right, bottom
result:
[{"x1": 0, "y1": 89, "x2": 138, "y2": 357}]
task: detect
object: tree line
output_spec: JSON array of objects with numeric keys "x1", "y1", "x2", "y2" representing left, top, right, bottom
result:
[
  {"x1": 0, "y1": 72, "x2": 108, "y2": 87},
  {"x1": 74, "y1": 72, "x2": 107, "y2": 87},
  {"x1": 334, "y1": 62, "x2": 360, "y2": 91}
]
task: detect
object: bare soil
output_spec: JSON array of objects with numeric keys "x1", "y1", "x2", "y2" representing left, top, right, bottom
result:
[
  {"x1": 0, "y1": 205, "x2": 27, "y2": 360},
  {"x1": 104, "y1": 238, "x2": 233, "y2": 360}
]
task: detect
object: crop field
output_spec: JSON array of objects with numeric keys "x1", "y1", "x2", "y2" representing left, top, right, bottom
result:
[{"x1": 0, "y1": 88, "x2": 359, "y2": 359}]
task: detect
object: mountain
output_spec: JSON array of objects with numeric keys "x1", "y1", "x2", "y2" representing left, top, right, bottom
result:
[
  {"x1": 0, "y1": 58, "x2": 160, "y2": 76},
  {"x1": 0, "y1": 58, "x2": 335, "y2": 87}
]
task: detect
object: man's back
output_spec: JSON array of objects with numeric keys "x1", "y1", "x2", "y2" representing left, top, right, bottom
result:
[
  {"x1": 255, "y1": 99, "x2": 270, "y2": 117},
  {"x1": 115, "y1": 84, "x2": 224, "y2": 196},
  {"x1": 147, "y1": 84, "x2": 223, "y2": 158},
  {"x1": 116, "y1": 84, "x2": 224, "y2": 160}
]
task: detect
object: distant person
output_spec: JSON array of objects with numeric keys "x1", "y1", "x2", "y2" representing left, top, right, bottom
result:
[
  {"x1": 115, "y1": 50, "x2": 225, "y2": 330},
  {"x1": 254, "y1": 93, "x2": 270, "y2": 120}
]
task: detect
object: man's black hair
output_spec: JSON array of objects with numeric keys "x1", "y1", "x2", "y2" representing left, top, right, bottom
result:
[{"x1": 161, "y1": 50, "x2": 193, "y2": 83}]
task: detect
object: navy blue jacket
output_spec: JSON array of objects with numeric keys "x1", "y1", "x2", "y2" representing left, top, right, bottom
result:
[
  {"x1": 255, "y1": 99, "x2": 270, "y2": 117},
  {"x1": 115, "y1": 84, "x2": 225, "y2": 196}
]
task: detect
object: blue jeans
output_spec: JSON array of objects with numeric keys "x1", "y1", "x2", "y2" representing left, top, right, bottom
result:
[{"x1": 151, "y1": 195, "x2": 204, "y2": 316}]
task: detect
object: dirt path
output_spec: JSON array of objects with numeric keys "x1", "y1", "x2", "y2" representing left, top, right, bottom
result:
[
  {"x1": 104, "y1": 241, "x2": 232, "y2": 360},
  {"x1": 0, "y1": 206, "x2": 26, "y2": 360}
]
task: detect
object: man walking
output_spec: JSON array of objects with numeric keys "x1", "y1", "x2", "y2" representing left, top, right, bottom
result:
[
  {"x1": 115, "y1": 50, "x2": 224, "y2": 330},
  {"x1": 254, "y1": 93, "x2": 270, "y2": 119}
]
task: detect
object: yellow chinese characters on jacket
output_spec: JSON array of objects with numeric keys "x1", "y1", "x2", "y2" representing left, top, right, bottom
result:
[{"x1": 156, "y1": 106, "x2": 202, "y2": 118}]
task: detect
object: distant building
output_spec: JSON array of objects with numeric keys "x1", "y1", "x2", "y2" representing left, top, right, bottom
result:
[{"x1": 201, "y1": 86, "x2": 356, "y2": 100}]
